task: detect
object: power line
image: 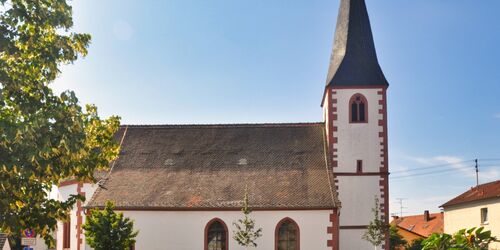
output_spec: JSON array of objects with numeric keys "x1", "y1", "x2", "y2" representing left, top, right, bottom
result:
[
  {"x1": 478, "y1": 164, "x2": 500, "y2": 167},
  {"x1": 391, "y1": 158, "x2": 500, "y2": 176},
  {"x1": 389, "y1": 158, "x2": 500, "y2": 181},
  {"x1": 391, "y1": 165, "x2": 500, "y2": 181},
  {"x1": 390, "y1": 160, "x2": 475, "y2": 174},
  {"x1": 478, "y1": 158, "x2": 500, "y2": 162},
  {"x1": 391, "y1": 165, "x2": 474, "y2": 180},
  {"x1": 391, "y1": 164, "x2": 473, "y2": 177}
]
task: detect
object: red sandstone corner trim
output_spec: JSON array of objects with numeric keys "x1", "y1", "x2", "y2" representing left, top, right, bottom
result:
[
  {"x1": 76, "y1": 182, "x2": 85, "y2": 250},
  {"x1": 327, "y1": 209, "x2": 339, "y2": 250},
  {"x1": 204, "y1": 218, "x2": 229, "y2": 250},
  {"x1": 275, "y1": 217, "x2": 300, "y2": 250},
  {"x1": 377, "y1": 89, "x2": 390, "y2": 250}
]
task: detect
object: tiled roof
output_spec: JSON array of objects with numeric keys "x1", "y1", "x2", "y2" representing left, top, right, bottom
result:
[
  {"x1": 87, "y1": 123, "x2": 339, "y2": 210},
  {"x1": 391, "y1": 212, "x2": 444, "y2": 237},
  {"x1": 441, "y1": 180, "x2": 500, "y2": 208},
  {"x1": 0, "y1": 234, "x2": 7, "y2": 249}
]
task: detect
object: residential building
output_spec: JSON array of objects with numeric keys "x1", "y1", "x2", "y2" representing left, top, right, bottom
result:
[
  {"x1": 442, "y1": 180, "x2": 500, "y2": 250},
  {"x1": 391, "y1": 211, "x2": 444, "y2": 246}
]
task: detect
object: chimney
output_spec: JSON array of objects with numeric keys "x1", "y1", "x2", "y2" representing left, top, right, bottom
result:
[{"x1": 424, "y1": 210, "x2": 430, "y2": 222}]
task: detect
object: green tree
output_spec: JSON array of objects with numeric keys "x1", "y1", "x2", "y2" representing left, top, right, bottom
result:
[
  {"x1": 0, "y1": 0, "x2": 120, "y2": 248},
  {"x1": 405, "y1": 238, "x2": 424, "y2": 250},
  {"x1": 389, "y1": 225, "x2": 407, "y2": 250},
  {"x1": 83, "y1": 201, "x2": 138, "y2": 250},
  {"x1": 232, "y1": 188, "x2": 262, "y2": 248},
  {"x1": 363, "y1": 196, "x2": 389, "y2": 250},
  {"x1": 422, "y1": 227, "x2": 499, "y2": 250}
]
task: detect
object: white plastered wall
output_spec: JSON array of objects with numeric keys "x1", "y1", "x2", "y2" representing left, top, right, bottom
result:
[
  {"x1": 337, "y1": 176, "x2": 381, "y2": 226},
  {"x1": 340, "y1": 230, "x2": 377, "y2": 250},
  {"x1": 120, "y1": 210, "x2": 332, "y2": 250}
]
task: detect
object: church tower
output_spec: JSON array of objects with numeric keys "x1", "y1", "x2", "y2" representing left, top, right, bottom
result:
[{"x1": 323, "y1": 0, "x2": 389, "y2": 249}]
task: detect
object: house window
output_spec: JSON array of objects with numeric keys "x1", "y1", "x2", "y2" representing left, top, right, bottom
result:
[
  {"x1": 357, "y1": 160, "x2": 363, "y2": 173},
  {"x1": 481, "y1": 208, "x2": 488, "y2": 224},
  {"x1": 63, "y1": 218, "x2": 71, "y2": 249},
  {"x1": 276, "y1": 218, "x2": 300, "y2": 250},
  {"x1": 350, "y1": 94, "x2": 368, "y2": 123},
  {"x1": 205, "y1": 219, "x2": 228, "y2": 250}
]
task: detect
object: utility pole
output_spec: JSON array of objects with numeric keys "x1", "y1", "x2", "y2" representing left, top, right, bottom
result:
[
  {"x1": 395, "y1": 198, "x2": 407, "y2": 217},
  {"x1": 475, "y1": 159, "x2": 479, "y2": 187}
]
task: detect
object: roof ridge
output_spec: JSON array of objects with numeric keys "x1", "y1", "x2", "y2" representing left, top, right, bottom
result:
[{"x1": 120, "y1": 122, "x2": 325, "y2": 129}]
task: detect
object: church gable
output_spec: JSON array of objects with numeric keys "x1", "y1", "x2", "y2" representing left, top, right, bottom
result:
[{"x1": 87, "y1": 123, "x2": 339, "y2": 210}]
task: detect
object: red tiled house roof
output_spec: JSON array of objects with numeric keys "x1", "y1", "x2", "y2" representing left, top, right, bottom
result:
[
  {"x1": 391, "y1": 212, "x2": 444, "y2": 237},
  {"x1": 441, "y1": 180, "x2": 500, "y2": 208}
]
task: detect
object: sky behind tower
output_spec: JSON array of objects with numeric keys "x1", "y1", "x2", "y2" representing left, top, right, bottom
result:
[{"x1": 53, "y1": 0, "x2": 500, "y2": 216}]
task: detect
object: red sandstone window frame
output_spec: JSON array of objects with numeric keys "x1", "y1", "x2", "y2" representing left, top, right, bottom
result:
[
  {"x1": 204, "y1": 218, "x2": 229, "y2": 250},
  {"x1": 63, "y1": 217, "x2": 71, "y2": 249},
  {"x1": 275, "y1": 217, "x2": 300, "y2": 250},
  {"x1": 349, "y1": 94, "x2": 368, "y2": 123}
]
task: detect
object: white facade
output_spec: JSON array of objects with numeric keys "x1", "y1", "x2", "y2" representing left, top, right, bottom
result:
[
  {"x1": 122, "y1": 210, "x2": 332, "y2": 250},
  {"x1": 325, "y1": 87, "x2": 389, "y2": 250},
  {"x1": 54, "y1": 185, "x2": 334, "y2": 250},
  {"x1": 444, "y1": 198, "x2": 500, "y2": 250}
]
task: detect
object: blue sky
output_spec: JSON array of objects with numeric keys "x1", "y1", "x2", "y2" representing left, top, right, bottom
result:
[{"x1": 53, "y1": 0, "x2": 500, "y2": 216}]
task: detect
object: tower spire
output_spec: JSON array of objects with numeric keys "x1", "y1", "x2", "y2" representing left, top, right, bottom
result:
[{"x1": 326, "y1": 0, "x2": 388, "y2": 87}]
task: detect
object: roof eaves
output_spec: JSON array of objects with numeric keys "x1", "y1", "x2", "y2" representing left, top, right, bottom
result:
[{"x1": 441, "y1": 196, "x2": 500, "y2": 208}]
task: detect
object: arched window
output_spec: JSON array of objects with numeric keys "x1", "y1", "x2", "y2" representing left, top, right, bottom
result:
[
  {"x1": 275, "y1": 218, "x2": 300, "y2": 250},
  {"x1": 205, "y1": 218, "x2": 228, "y2": 250},
  {"x1": 350, "y1": 94, "x2": 368, "y2": 123}
]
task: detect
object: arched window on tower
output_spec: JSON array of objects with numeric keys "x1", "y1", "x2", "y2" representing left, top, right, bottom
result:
[
  {"x1": 275, "y1": 218, "x2": 300, "y2": 250},
  {"x1": 350, "y1": 94, "x2": 368, "y2": 123},
  {"x1": 205, "y1": 218, "x2": 228, "y2": 250}
]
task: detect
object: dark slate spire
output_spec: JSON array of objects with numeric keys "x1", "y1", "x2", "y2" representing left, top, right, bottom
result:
[{"x1": 326, "y1": 0, "x2": 388, "y2": 87}]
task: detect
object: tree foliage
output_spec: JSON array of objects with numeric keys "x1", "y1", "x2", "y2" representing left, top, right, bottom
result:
[
  {"x1": 0, "y1": 0, "x2": 120, "y2": 247},
  {"x1": 363, "y1": 196, "x2": 389, "y2": 250},
  {"x1": 389, "y1": 225, "x2": 407, "y2": 250},
  {"x1": 83, "y1": 201, "x2": 138, "y2": 250},
  {"x1": 232, "y1": 188, "x2": 262, "y2": 248},
  {"x1": 422, "y1": 227, "x2": 499, "y2": 250},
  {"x1": 405, "y1": 238, "x2": 424, "y2": 250}
]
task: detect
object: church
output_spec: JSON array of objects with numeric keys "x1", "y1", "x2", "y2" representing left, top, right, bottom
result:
[{"x1": 55, "y1": 0, "x2": 390, "y2": 249}]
